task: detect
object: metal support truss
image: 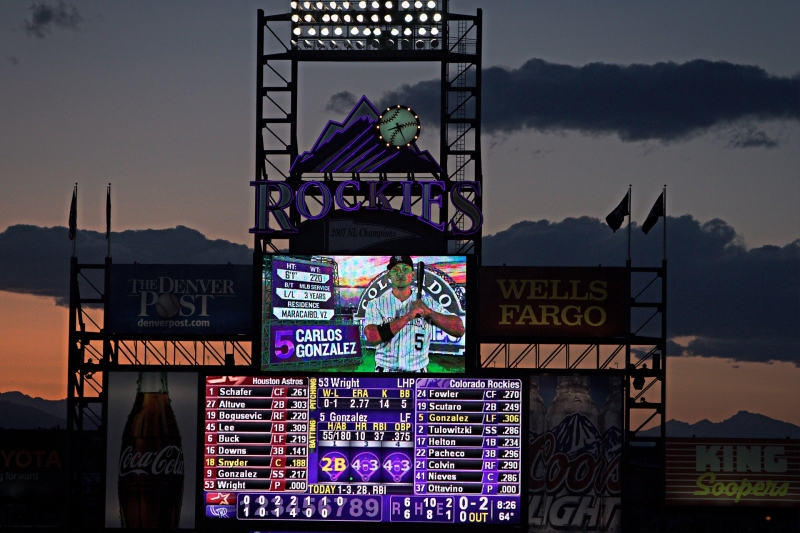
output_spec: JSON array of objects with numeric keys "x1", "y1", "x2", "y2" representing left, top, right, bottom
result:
[
  {"x1": 253, "y1": 2, "x2": 483, "y2": 258},
  {"x1": 65, "y1": 258, "x2": 252, "y2": 530},
  {"x1": 479, "y1": 262, "x2": 667, "y2": 531}
]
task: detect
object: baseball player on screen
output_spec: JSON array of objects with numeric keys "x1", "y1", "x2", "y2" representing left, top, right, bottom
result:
[{"x1": 364, "y1": 256, "x2": 465, "y2": 372}]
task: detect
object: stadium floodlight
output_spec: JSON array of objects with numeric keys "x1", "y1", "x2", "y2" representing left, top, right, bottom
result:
[
  {"x1": 370, "y1": 38, "x2": 380, "y2": 48},
  {"x1": 291, "y1": 0, "x2": 445, "y2": 53},
  {"x1": 430, "y1": 38, "x2": 439, "y2": 48},
  {"x1": 317, "y1": 39, "x2": 327, "y2": 49},
  {"x1": 355, "y1": 40, "x2": 364, "y2": 49},
  {"x1": 415, "y1": 39, "x2": 425, "y2": 49}
]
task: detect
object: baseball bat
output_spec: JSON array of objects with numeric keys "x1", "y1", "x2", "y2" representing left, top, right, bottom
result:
[{"x1": 417, "y1": 261, "x2": 430, "y2": 322}]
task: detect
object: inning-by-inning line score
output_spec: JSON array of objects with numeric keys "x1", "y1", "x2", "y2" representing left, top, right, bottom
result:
[{"x1": 203, "y1": 376, "x2": 522, "y2": 524}]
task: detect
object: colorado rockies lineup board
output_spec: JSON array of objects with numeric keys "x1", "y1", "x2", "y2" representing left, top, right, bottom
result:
[{"x1": 203, "y1": 375, "x2": 522, "y2": 524}]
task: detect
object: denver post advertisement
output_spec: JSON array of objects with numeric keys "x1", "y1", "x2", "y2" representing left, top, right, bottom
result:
[
  {"x1": 107, "y1": 264, "x2": 252, "y2": 335},
  {"x1": 528, "y1": 375, "x2": 622, "y2": 532}
]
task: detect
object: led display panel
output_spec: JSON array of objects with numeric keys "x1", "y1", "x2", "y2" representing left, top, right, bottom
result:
[
  {"x1": 202, "y1": 375, "x2": 522, "y2": 525},
  {"x1": 528, "y1": 375, "x2": 623, "y2": 532},
  {"x1": 105, "y1": 372, "x2": 197, "y2": 529},
  {"x1": 262, "y1": 255, "x2": 467, "y2": 373}
]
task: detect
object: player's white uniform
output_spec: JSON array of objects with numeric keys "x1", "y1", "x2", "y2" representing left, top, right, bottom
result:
[{"x1": 365, "y1": 291, "x2": 448, "y2": 371}]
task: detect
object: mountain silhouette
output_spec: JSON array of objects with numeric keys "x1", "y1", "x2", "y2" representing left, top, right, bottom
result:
[
  {"x1": 0, "y1": 391, "x2": 66, "y2": 428},
  {"x1": 641, "y1": 410, "x2": 800, "y2": 439}
]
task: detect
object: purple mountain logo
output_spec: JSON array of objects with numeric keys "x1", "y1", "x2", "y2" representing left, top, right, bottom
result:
[
  {"x1": 552, "y1": 412, "x2": 601, "y2": 459},
  {"x1": 291, "y1": 95, "x2": 443, "y2": 174}
]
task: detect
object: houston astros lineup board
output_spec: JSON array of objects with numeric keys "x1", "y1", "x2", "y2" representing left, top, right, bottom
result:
[{"x1": 203, "y1": 376, "x2": 522, "y2": 524}]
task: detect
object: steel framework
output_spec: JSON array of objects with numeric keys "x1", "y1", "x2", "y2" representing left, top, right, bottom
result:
[
  {"x1": 479, "y1": 261, "x2": 667, "y2": 531},
  {"x1": 251, "y1": 1, "x2": 482, "y2": 257},
  {"x1": 65, "y1": 258, "x2": 252, "y2": 529}
]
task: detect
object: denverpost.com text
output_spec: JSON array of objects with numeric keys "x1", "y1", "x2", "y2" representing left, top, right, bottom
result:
[{"x1": 137, "y1": 318, "x2": 211, "y2": 328}]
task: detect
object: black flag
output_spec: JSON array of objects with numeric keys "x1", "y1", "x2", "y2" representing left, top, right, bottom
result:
[
  {"x1": 605, "y1": 192, "x2": 629, "y2": 232},
  {"x1": 642, "y1": 192, "x2": 664, "y2": 234},
  {"x1": 68, "y1": 186, "x2": 77, "y2": 240}
]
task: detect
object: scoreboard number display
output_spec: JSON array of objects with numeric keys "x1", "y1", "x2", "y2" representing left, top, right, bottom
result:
[{"x1": 203, "y1": 376, "x2": 522, "y2": 524}]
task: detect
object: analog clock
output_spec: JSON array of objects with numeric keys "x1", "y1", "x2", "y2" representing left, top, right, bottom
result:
[{"x1": 378, "y1": 105, "x2": 421, "y2": 148}]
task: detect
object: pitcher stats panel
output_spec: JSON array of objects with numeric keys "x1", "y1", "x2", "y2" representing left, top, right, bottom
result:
[{"x1": 203, "y1": 376, "x2": 521, "y2": 524}]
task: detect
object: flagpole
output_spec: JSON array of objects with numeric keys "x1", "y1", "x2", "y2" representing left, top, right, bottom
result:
[
  {"x1": 662, "y1": 185, "x2": 667, "y2": 262},
  {"x1": 72, "y1": 183, "x2": 77, "y2": 258},
  {"x1": 627, "y1": 184, "x2": 631, "y2": 263},
  {"x1": 107, "y1": 183, "x2": 111, "y2": 258}
]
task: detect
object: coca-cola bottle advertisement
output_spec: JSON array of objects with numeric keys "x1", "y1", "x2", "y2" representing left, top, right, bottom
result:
[
  {"x1": 528, "y1": 375, "x2": 622, "y2": 533},
  {"x1": 105, "y1": 372, "x2": 197, "y2": 528}
]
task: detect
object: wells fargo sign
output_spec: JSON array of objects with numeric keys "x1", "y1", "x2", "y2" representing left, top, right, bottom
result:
[
  {"x1": 666, "y1": 438, "x2": 800, "y2": 507},
  {"x1": 478, "y1": 267, "x2": 628, "y2": 339}
]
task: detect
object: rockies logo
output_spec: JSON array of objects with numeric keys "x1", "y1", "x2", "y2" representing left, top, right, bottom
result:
[{"x1": 378, "y1": 105, "x2": 421, "y2": 149}]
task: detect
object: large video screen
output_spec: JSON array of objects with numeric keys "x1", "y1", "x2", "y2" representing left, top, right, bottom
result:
[
  {"x1": 202, "y1": 375, "x2": 522, "y2": 525},
  {"x1": 261, "y1": 255, "x2": 467, "y2": 373}
]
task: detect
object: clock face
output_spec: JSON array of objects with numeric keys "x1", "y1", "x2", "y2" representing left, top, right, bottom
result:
[{"x1": 378, "y1": 105, "x2": 421, "y2": 148}]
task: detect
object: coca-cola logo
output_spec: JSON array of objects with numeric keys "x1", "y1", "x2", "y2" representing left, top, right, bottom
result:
[
  {"x1": 529, "y1": 431, "x2": 621, "y2": 495},
  {"x1": 119, "y1": 445, "x2": 184, "y2": 476}
]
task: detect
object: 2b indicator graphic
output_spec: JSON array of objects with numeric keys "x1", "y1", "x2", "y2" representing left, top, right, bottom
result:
[{"x1": 203, "y1": 376, "x2": 521, "y2": 524}]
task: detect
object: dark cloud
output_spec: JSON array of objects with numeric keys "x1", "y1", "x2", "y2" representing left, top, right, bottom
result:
[
  {"x1": 483, "y1": 216, "x2": 800, "y2": 366},
  {"x1": 0, "y1": 225, "x2": 252, "y2": 306},
  {"x1": 376, "y1": 59, "x2": 800, "y2": 144},
  {"x1": 24, "y1": 1, "x2": 82, "y2": 38},
  {"x1": 726, "y1": 125, "x2": 779, "y2": 149},
  {"x1": 6, "y1": 56, "x2": 20, "y2": 66},
  {"x1": 325, "y1": 90, "x2": 358, "y2": 115}
]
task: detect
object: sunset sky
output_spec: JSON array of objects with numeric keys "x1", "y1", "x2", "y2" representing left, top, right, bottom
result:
[{"x1": 0, "y1": 1, "x2": 797, "y2": 425}]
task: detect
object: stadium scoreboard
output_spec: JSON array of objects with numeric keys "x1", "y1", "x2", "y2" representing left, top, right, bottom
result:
[{"x1": 203, "y1": 376, "x2": 522, "y2": 524}]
